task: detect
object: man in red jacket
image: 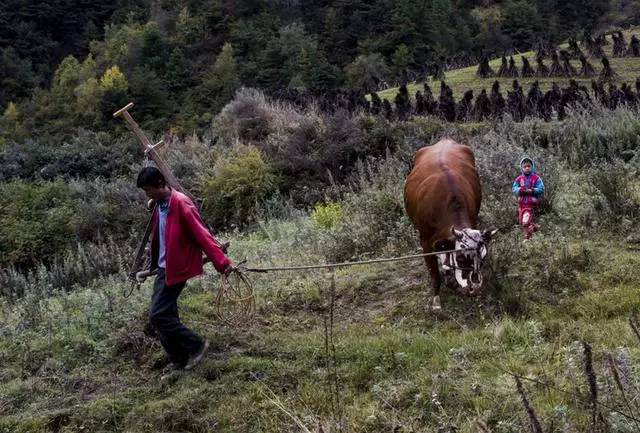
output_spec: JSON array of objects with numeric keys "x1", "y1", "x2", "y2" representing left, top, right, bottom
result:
[{"x1": 137, "y1": 167, "x2": 233, "y2": 373}]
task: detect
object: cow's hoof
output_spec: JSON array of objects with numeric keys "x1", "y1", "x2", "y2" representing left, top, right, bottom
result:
[{"x1": 431, "y1": 296, "x2": 442, "y2": 311}]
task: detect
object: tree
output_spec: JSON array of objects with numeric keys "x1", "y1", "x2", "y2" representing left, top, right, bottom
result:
[
  {"x1": 175, "y1": 7, "x2": 202, "y2": 45},
  {"x1": 256, "y1": 38, "x2": 287, "y2": 91},
  {"x1": 166, "y1": 47, "x2": 191, "y2": 92},
  {"x1": 52, "y1": 55, "x2": 97, "y2": 100},
  {"x1": 300, "y1": 48, "x2": 342, "y2": 94},
  {"x1": 392, "y1": 44, "x2": 415, "y2": 76},
  {"x1": 141, "y1": 22, "x2": 169, "y2": 74},
  {"x1": 551, "y1": 0, "x2": 609, "y2": 37},
  {"x1": 0, "y1": 47, "x2": 39, "y2": 109},
  {"x1": 502, "y1": 1, "x2": 542, "y2": 49},
  {"x1": 0, "y1": 102, "x2": 22, "y2": 146},
  {"x1": 99, "y1": 66, "x2": 129, "y2": 123},
  {"x1": 322, "y1": 7, "x2": 349, "y2": 66},
  {"x1": 344, "y1": 54, "x2": 389, "y2": 91},
  {"x1": 195, "y1": 42, "x2": 241, "y2": 115},
  {"x1": 74, "y1": 77, "x2": 102, "y2": 124},
  {"x1": 430, "y1": 0, "x2": 458, "y2": 53},
  {"x1": 0, "y1": 0, "x2": 120, "y2": 99},
  {"x1": 470, "y1": 6, "x2": 510, "y2": 52},
  {"x1": 129, "y1": 67, "x2": 172, "y2": 131},
  {"x1": 256, "y1": 23, "x2": 328, "y2": 93}
]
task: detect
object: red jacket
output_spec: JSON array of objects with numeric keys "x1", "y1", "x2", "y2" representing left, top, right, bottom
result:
[
  {"x1": 150, "y1": 190, "x2": 231, "y2": 285},
  {"x1": 514, "y1": 173, "x2": 542, "y2": 208}
]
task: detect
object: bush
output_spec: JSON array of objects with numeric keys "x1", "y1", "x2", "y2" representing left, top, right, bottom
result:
[
  {"x1": 476, "y1": 109, "x2": 640, "y2": 233},
  {"x1": 214, "y1": 89, "x2": 416, "y2": 206},
  {"x1": 197, "y1": 145, "x2": 278, "y2": 228},
  {"x1": 491, "y1": 106, "x2": 640, "y2": 168},
  {"x1": 0, "y1": 130, "x2": 139, "y2": 181},
  {"x1": 318, "y1": 156, "x2": 417, "y2": 261},
  {"x1": 0, "y1": 176, "x2": 145, "y2": 273},
  {"x1": 214, "y1": 87, "x2": 278, "y2": 144},
  {"x1": 0, "y1": 238, "x2": 131, "y2": 299},
  {"x1": 588, "y1": 161, "x2": 640, "y2": 228},
  {"x1": 311, "y1": 202, "x2": 343, "y2": 229},
  {"x1": 0, "y1": 180, "x2": 76, "y2": 268},
  {"x1": 69, "y1": 177, "x2": 145, "y2": 242},
  {"x1": 487, "y1": 231, "x2": 595, "y2": 316}
]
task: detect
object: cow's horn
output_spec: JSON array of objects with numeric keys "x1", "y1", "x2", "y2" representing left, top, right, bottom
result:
[
  {"x1": 451, "y1": 226, "x2": 464, "y2": 239},
  {"x1": 483, "y1": 228, "x2": 499, "y2": 239}
]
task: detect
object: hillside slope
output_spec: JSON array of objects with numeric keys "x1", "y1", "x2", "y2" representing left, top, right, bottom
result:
[
  {"x1": 377, "y1": 29, "x2": 640, "y2": 100},
  {"x1": 1, "y1": 221, "x2": 640, "y2": 432},
  {"x1": 2, "y1": 103, "x2": 640, "y2": 431}
]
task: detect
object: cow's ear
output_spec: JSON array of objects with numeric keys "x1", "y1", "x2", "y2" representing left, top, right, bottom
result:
[
  {"x1": 482, "y1": 228, "x2": 499, "y2": 241},
  {"x1": 432, "y1": 238, "x2": 455, "y2": 252}
]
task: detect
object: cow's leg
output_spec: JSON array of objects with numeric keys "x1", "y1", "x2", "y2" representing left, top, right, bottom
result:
[{"x1": 425, "y1": 255, "x2": 442, "y2": 311}]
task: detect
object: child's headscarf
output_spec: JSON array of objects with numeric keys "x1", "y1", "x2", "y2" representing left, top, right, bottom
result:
[{"x1": 519, "y1": 157, "x2": 535, "y2": 174}]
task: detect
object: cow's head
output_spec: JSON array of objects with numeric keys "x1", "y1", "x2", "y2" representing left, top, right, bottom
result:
[{"x1": 433, "y1": 226, "x2": 498, "y2": 295}]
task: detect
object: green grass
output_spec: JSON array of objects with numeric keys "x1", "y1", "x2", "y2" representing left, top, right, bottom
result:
[
  {"x1": 2, "y1": 223, "x2": 640, "y2": 432},
  {"x1": 377, "y1": 29, "x2": 640, "y2": 101},
  {"x1": 3, "y1": 105, "x2": 640, "y2": 431}
]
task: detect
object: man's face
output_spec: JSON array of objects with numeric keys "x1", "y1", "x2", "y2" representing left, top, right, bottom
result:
[
  {"x1": 522, "y1": 162, "x2": 532, "y2": 175},
  {"x1": 142, "y1": 185, "x2": 166, "y2": 200}
]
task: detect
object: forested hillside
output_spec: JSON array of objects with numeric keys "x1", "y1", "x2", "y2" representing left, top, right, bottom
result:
[{"x1": 1, "y1": 0, "x2": 636, "y2": 142}]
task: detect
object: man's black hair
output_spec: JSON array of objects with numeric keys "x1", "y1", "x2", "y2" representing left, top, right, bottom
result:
[{"x1": 137, "y1": 167, "x2": 166, "y2": 188}]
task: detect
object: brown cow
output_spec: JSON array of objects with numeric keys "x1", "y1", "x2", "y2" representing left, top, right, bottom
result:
[{"x1": 404, "y1": 138, "x2": 497, "y2": 311}]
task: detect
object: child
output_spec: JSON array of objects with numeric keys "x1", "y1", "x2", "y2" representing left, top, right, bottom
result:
[{"x1": 512, "y1": 157, "x2": 545, "y2": 240}]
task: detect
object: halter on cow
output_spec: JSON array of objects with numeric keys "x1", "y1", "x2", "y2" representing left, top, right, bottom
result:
[
  {"x1": 404, "y1": 139, "x2": 497, "y2": 311},
  {"x1": 436, "y1": 227, "x2": 497, "y2": 293}
]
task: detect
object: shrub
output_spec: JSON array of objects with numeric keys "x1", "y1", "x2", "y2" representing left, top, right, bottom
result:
[
  {"x1": 491, "y1": 106, "x2": 640, "y2": 168},
  {"x1": 197, "y1": 145, "x2": 278, "y2": 228},
  {"x1": 311, "y1": 202, "x2": 343, "y2": 229},
  {"x1": 0, "y1": 130, "x2": 138, "y2": 181},
  {"x1": 552, "y1": 169, "x2": 604, "y2": 231},
  {"x1": 161, "y1": 134, "x2": 213, "y2": 192},
  {"x1": 472, "y1": 135, "x2": 536, "y2": 230},
  {"x1": 215, "y1": 89, "x2": 414, "y2": 206},
  {"x1": 0, "y1": 238, "x2": 131, "y2": 299},
  {"x1": 68, "y1": 177, "x2": 145, "y2": 242},
  {"x1": 0, "y1": 175, "x2": 144, "y2": 271},
  {"x1": 486, "y1": 231, "x2": 594, "y2": 316},
  {"x1": 588, "y1": 161, "x2": 640, "y2": 228},
  {"x1": 214, "y1": 87, "x2": 278, "y2": 144},
  {"x1": 318, "y1": 156, "x2": 417, "y2": 261},
  {"x1": 0, "y1": 180, "x2": 76, "y2": 268}
]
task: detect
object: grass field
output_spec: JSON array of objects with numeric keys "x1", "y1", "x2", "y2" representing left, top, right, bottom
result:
[
  {"x1": 2, "y1": 58, "x2": 640, "y2": 433},
  {"x1": 377, "y1": 29, "x2": 640, "y2": 101},
  {"x1": 2, "y1": 214, "x2": 640, "y2": 432}
]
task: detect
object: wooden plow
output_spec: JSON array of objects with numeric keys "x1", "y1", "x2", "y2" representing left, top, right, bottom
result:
[{"x1": 113, "y1": 103, "x2": 254, "y2": 324}]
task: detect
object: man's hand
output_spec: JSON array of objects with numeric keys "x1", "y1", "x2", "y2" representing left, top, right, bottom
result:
[
  {"x1": 519, "y1": 186, "x2": 528, "y2": 195},
  {"x1": 526, "y1": 188, "x2": 534, "y2": 195},
  {"x1": 222, "y1": 263, "x2": 235, "y2": 276}
]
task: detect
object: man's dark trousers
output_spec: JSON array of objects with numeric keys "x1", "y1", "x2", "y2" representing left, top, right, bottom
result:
[{"x1": 150, "y1": 269, "x2": 203, "y2": 366}]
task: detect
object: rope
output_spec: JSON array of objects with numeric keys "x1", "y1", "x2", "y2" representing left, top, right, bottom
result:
[
  {"x1": 215, "y1": 269, "x2": 256, "y2": 325},
  {"x1": 243, "y1": 247, "x2": 474, "y2": 273},
  {"x1": 131, "y1": 247, "x2": 474, "y2": 324}
]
